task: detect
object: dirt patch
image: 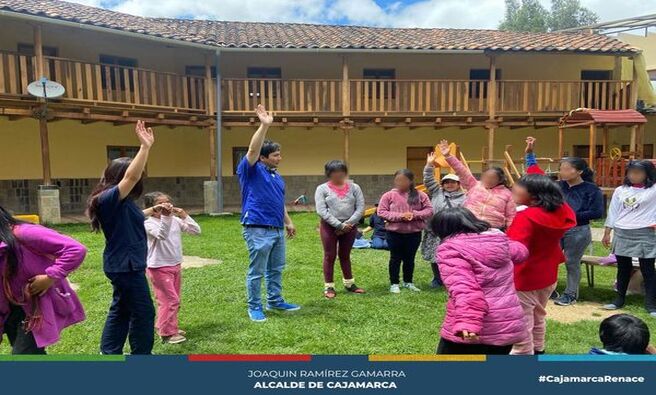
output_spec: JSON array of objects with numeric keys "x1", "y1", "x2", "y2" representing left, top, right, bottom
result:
[
  {"x1": 181, "y1": 256, "x2": 222, "y2": 269},
  {"x1": 547, "y1": 301, "x2": 618, "y2": 324}
]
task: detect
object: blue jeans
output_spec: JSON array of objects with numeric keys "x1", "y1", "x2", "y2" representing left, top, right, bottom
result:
[
  {"x1": 243, "y1": 227, "x2": 286, "y2": 310},
  {"x1": 101, "y1": 270, "x2": 155, "y2": 355},
  {"x1": 371, "y1": 236, "x2": 389, "y2": 250}
]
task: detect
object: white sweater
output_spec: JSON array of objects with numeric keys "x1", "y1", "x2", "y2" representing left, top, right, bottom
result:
[
  {"x1": 605, "y1": 185, "x2": 656, "y2": 230},
  {"x1": 144, "y1": 215, "x2": 201, "y2": 268}
]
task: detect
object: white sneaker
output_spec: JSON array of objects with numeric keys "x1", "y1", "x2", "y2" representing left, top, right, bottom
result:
[
  {"x1": 390, "y1": 284, "x2": 401, "y2": 294},
  {"x1": 403, "y1": 282, "x2": 421, "y2": 292}
]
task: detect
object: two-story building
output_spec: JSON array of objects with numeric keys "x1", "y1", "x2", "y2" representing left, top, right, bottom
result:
[{"x1": 0, "y1": 0, "x2": 653, "y2": 221}]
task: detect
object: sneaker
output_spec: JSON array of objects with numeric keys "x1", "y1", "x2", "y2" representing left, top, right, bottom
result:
[
  {"x1": 248, "y1": 308, "x2": 267, "y2": 322},
  {"x1": 324, "y1": 287, "x2": 337, "y2": 299},
  {"x1": 266, "y1": 302, "x2": 301, "y2": 311},
  {"x1": 602, "y1": 299, "x2": 625, "y2": 310},
  {"x1": 403, "y1": 282, "x2": 421, "y2": 292},
  {"x1": 162, "y1": 334, "x2": 187, "y2": 344},
  {"x1": 345, "y1": 284, "x2": 365, "y2": 294},
  {"x1": 178, "y1": 330, "x2": 186, "y2": 336},
  {"x1": 430, "y1": 278, "x2": 443, "y2": 288},
  {"x1": 549, "y1": 290, "x2": 560, "y2": 301},
  {"x1": 390, "y1": 284, "x2": 401, "y2": 294},
  {"x1": 554, "y1": 294, "x2": 577, "y2": 306}
]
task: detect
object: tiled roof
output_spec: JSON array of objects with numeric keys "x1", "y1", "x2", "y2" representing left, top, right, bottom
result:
[{"x1": 0, "y1": 0, "x2": 640, "y2": 54}]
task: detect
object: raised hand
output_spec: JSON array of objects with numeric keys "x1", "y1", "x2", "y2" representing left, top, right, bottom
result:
[
  {"x1": 438, "y1": 140, "x2": 451, "y2": 157},
  {"x1": 135, "y1": 120, "x2": 154, "y2": 149},
  {"x1": 426, "y1": 152, "x2": 437, "y2": 166},
  {"x1": 255, "y1": 104, "x2": 273, "y2": 126},
  {"x1": 525, "y1": 136, "x2": 536, "y2": 154}
]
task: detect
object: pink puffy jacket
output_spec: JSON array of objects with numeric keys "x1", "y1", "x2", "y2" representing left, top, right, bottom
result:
[{"x1": 437, "y1": 229, "x2": 528, "y2": 346}]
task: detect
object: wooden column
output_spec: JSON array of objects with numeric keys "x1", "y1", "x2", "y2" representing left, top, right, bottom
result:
[
  {"x1": 629, "y1": 125, "x2": 637, "y2": 159},
  {"x1": 204, "y1": 53, "x2": 214, "y2": 115},
  {"x1": 588, "y1": 124, "x2": 597, "y2": 166},
  {"x1": 487, "y1": 55, "x2": 497, "y2": 164},
  {"x1": 558, "y1": 127, "x2": 564, "y2": 158},
  {"x1": 630, "y1": 57, "x2": 639, "y2": 109},
  {"x1": 636, "y1": 124, "x2": 645, "y2": 159},
  {"x1": 343, "y1": 127, "x2": 350, "y2": 165},
  {"x1": 34, "y1": 25, "x2": 44, "y2": 77},
  {"x1": 342, "y1": 56, "x2": 350, "y2": 116},
  {"x1": 602, "y1": 126, "x2": 610, "y2": 155}
]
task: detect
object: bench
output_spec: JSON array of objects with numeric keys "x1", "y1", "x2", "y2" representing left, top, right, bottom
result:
[{"x1": 581, "y1": 255, "x2": 616, "y2": 288}]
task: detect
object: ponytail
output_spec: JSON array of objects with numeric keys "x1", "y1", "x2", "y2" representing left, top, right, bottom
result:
[
  {"x1": 395, "y1": 169, "x2": 420, "y2": 206},
  {"x1": 561, "y1": 157, "x2": 594, "y2": 183}
]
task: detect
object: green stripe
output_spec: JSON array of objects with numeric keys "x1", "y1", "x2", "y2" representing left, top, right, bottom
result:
[{"x1": 0, "y1": 355, "x2": 125, "y2": 362}]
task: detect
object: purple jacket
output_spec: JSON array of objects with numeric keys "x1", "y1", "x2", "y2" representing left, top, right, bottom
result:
[
  {"x1": 377, "y1": 189, "x2": 433, "y2": 233},
  {"x1": 437, "y1": 230, "x2": 528, "y2": 346},
  {"x1": 0, "y1": 224, "x2": 86, "y2": 348}
]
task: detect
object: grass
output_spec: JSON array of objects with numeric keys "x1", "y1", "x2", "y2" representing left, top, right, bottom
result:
[{"x1": 1, "y1": 213, "x2": 654, "y2": 355}]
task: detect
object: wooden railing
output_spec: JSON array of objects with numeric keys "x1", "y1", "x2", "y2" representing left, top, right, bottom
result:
[
  {"x1": 221, "y1": 78, "x2": 342, "y2": 113},
  {"x1": 349, "y1": 79, "x2": 488, "y2": 114},
  {"x1": 0, "y1": 51, "x2": 637, "y2": 117},
  {"x1": 497, "y1": 80, "x2": 634, "y2": 113},
  {"x1": 0, "y1": 51, "x2": 208, "y2": 112}
]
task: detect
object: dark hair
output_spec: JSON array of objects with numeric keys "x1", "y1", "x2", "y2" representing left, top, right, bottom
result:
[
  {"x1": 623, "y1": 160, "x2": 656, "y2": 188},
  {"x1": 143, "y1": 191, "x2": 171, "y2": 208},
  {"x1": 394, "y1": 168, "x2": 419, "y2": 206},
  {"x1": 599, "y1": 314, "x2": 650, "y2": 354},
  {"x1": 324, "y1": 160, "x2": 348, "y2": 178},
  {"x1": 430, "y1": 207, "x2": 491, "y2": 240},
  {"x1": 485, "y1": 167, "x2": 510, "y2": 188},
  {"x1": 260, "y1": 140, "x2": 281, "y2": 159},
  {"x1": 560, "y1": 157, "x2": 594, "y2": 183},
  {"x1": 515, "y1": 174, "x2": 564, "y2": 212},
  {"x1": 0, "y1": 205, "x2": 25, "y2": 285},
  {"x1": 86, "y1": 157, "x2": 144, "y2": 232}
]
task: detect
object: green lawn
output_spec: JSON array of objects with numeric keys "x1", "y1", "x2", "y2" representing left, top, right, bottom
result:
[{"x1": 1, "y1": 213, "x2": 654, "y2": 355}]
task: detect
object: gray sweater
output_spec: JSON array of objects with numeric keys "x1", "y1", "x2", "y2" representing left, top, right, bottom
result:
[
  {"x1": 314, "y1": 182, "x2": 365, "y2": 230},
  {"x1": 423, "y1": 165, "x2": 466, "y2": 213}
]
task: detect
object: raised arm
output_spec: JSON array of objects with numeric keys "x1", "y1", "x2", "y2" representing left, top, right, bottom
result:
[
  {"x1": 245, "y1": 104, "x2": 274, "y2": 165},
  {"x1": 439, "y1": 140, "x2": 477, "y2": 191},
  {"x1": 524, "y1": 136, "x2": 544, "y2": 175},
  {"x1": 118, "y1": 120, "x2": 154, "y2": 200},
  {"x1": 423, "y1": 152, "x2": 441, "y2": 195}
]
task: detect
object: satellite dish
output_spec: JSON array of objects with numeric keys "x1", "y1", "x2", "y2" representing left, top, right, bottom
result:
[{"x1": 27, "y1": 77, "x2": 65, "y2": 99}]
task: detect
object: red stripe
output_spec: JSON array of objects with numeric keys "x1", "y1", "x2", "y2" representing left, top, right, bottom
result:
[{"x1": 188, "y1": 354, "x2": 312, "y2": 362}]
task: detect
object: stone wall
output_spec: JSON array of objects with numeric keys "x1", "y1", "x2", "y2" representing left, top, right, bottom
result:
[{"x1": 0, "y1": 174, "x2": 396, "y2": 215}]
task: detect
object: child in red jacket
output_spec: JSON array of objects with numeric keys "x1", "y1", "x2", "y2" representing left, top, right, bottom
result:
[{"x1": 507, "y1": 174, "x2": 576, "y2": 355}]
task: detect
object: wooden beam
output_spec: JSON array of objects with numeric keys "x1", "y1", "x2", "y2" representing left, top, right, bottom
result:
[
  {"x1": 33, "y1": 25, "x2": 45, "y2": 78},
  {"x1": 38, "y1": 109, "x2": 52, "y2": 185},
  {"x1": 629, "y1": 125, "x2": 637, "y2": 159},
  {"x1": 209, "y1": 125, "x2": 217, "y2": 181},
  {"x1": 343, "y1": 127, "x2": 350, "y2": 165},
  {"x1": 602, "y1": 126, "x2": 610, "y2": 154},
  {"x1": 558, "y1": 127, "x2": 564, "y2": 158},
  {"x1": 487, "y1": 126, "x2": 495, "y2": 163},
  {"x1": 589, "y1": 123, "x2": 597, "y2": 166},
  {"x1": 636, "y1": 124, "x2": 645, "y2": 159},
  {"x1": 342, "y1": 56, "x2": 350, "y2": 116},
  {"x1": 205, "y1": 53, "x2": 214, "y2": 115},
  {"x1": 631, "y1": 57, "x2": 639, "y2": 109},
  {"x1": 488, "y1": 55, "x2": 497, "y2": 120}
]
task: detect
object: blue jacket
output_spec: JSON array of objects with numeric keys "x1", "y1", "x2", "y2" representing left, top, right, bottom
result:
[{"x1": 558, "y1": 180, "x2": 604, "y2": 226}]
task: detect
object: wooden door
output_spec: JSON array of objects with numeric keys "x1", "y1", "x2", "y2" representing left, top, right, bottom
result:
[{"x1": 406, "y1": 147, "x2": 433, "y2": 180}]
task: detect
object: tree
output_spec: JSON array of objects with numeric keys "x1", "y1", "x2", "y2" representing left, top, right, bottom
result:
[
  {"x1": 548, "y1": 0, "x2": 599, "y2": 31},
  {"x1": 499, "y1": 0, "x2": 599, "y2": 32},
  {"x1": 499, "y1": 0, "x2": 549, "y2": 33}
]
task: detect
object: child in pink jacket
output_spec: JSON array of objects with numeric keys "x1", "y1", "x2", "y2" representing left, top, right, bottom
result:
[
  {"x1": 439, "y1": 140, "x2": 516, "y2": 229},
  {"x1": 431, "y1": 207, "x2": 528, "y2": 355},
  {"x1": 0, "y1": 205, "x2": 87, "y2": 354},
  {"x1": 378, "y1": 169, "x2": 433, "y2": 293}
]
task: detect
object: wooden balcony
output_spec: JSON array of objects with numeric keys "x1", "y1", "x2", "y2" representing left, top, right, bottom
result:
[{"x1": 0, "y1": 50, "x2": 636, "y2": 127}]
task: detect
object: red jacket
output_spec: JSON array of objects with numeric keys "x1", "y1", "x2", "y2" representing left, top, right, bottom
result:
[{"x1": 507, "y1": 204, "x2": 576, "y2": 291}]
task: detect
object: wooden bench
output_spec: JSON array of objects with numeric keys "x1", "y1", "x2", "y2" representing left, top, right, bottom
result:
[{"x1": 582, "y1": 255, "x2": 616, "y2": 288}]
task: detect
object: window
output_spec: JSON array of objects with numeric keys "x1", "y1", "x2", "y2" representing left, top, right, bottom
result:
[
  {"x1": 581, "y1": 70, "x2": 613, "y2": 109},
  {"x1": 363, "y1": 68, "x2": 396, "y2": 99},
  {"x1": 107, "y1": 146, "x2": 140, "y2": 162},
  {"x1": 99, "y1": 54, "x2": 138, "y2": 90},
  {"x1": 185, "y1": 65, "x2": 217, "y2": 78},
  {"x1": 572, "y1": 144, "x2": 603, "y2": 160},
  {"x1": 469, "y1": 69, "x2": 501, "y2": 99},
  {"x1": 17, "y1": 43, "x2": 58, "y2": 80},
  {"x1": 621, "y1": 144, "x2": 654, "y2": 159},
  {"x1": 247, "y1": 67, "x2": 282, "y2": 99},
  {"x1": 233, "y1": 147, "x2": 249, "y2": 175}
]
